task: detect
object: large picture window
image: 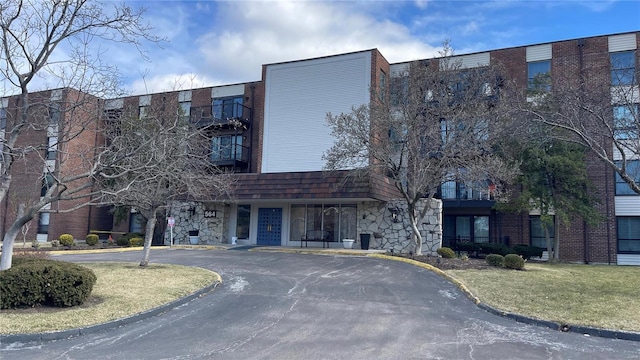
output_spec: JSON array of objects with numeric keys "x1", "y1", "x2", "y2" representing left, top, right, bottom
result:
[
  {"x1": 213, "y1": 96, "x2": 243, "y2": 120},
  {"x1": 290, "y1": 204, "x2": 356, "y2": 243},
  {"x1": 211, "y1": 135, "x2": 242, "y2": 161},
  {"x1": 618, "y1": 217, "x2": 640, "y2": 254}
]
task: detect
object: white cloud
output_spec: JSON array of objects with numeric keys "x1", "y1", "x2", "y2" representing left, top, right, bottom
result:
[{"x1": 191, "y1": 1, "x2": 438, "y2": 84}]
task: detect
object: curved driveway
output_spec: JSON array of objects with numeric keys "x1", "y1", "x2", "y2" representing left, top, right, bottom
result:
[{"x1": 1, "y1": 249, "x2": 638, "y2": 360}]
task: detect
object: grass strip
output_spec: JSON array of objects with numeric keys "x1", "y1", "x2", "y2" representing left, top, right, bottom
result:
[
  {"x1": 447, "y1": 263, "x2": 640, "y2": 332},
  {"x1": 0, "y1": 262, "x2": 219, "y2": 334}
]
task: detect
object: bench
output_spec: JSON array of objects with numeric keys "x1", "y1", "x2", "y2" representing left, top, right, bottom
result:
[{"x1": 301, "y1": 230, "x2": 332, "y2": 248}]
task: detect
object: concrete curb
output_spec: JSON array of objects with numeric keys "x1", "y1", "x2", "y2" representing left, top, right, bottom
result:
[
  {"x1": 2, "y1": 273, "x2": 222, "y2": 345},
  {"x1": 371, "y1": 254, "x2": 640, "y2": 342}
]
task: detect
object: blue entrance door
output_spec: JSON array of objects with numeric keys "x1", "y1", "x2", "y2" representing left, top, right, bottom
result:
[{"x1": 257, "y1": 208, "x2": 282, "y2": 246}]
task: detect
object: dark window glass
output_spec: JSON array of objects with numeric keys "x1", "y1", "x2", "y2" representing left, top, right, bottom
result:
[
  {"x1": 236, "y1": 205, "x2": 251, "y2": 239},
  {"x1": 530, "y1": 216, "x2": 554, "y2": 249},
  {"x1": 617, "y1": 217, "x2": 640, "y2": 254},
  {"x1": 611, "y1": 51, "x2": 636, "y2": 86}
]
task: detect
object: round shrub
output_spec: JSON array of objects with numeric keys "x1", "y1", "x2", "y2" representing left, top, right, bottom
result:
[
  {"x1": 85, "y1": 234, "x2": 99, "y2": 246},
  {"x1": 437, "y1": 247, "x2": 455, "y2": 259},
  {"x1": 58, "y1": 233, "x2": 74, "y2": 247},
  {"x1": 504, "y1": 254, "x2": 525, "y2": 270},
  {"x1": 485, "y1": 253, "x2": 505, "y2": 267},
  {"x1": 129, "y1": 237, "x2": 144, "y2": 247},
  {"x1": 0, "y1": 258, "x2": 96, "y2": 309},
  {"x1": 117, "y1": 232, "x2": 144, "y2": 246}
]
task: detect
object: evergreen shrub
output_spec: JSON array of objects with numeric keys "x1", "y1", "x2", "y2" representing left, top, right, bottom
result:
[
  {"x1": 504, "y1": 254, "x2": 525, "y2": 270},
  {"x1": 437, "y1": 247, "x2": 456, "y2": 259},
  {"x1": 129, "y1": 237, "x2": 144, "y2": 247},
  {"x1": 485, "y1": 254, "x2": 505, "y2": 267},
  {"x1": 58, "y1": 234, "x2": 74, "y2": 247},
  {"x1": 0, "y1": 258, "x2": 96, "y2": 309},
  {"x1": 85, "y1": 234, "x2": 99, "y2": 246}
]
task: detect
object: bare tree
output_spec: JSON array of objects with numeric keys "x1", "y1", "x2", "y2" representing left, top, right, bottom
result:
[
  {"x1": 517, "y1": 53, "x2": 640, "y2": 194},
  {"x1": 0, "y1": 0, "x2": 159, "y2": 270},
  {"x1": 97, "y1": 104, "x2": 233, "y2": 267},
  {"x1": 324, "y1": 45, "x2": 518, "y2": 255}
]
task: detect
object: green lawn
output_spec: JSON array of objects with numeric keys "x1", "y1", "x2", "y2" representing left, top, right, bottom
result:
[
  {"x1": 0, "y1": 262, "x2": 219, "y2": 334},
  {"x1": 448, "y1": 263, "x2": 640, "y2": 332}
]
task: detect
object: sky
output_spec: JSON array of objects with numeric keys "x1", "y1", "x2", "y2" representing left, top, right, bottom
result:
[{"x1": 4, "y1": 0, "x2": 640, "y2": 96}]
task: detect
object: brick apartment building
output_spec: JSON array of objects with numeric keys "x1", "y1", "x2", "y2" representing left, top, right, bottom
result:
[{"x1": 1, "y1": 31, "x2": 638, "y2": 264}]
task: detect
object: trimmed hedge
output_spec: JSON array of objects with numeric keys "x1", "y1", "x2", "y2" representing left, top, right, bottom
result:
[
  {"x1": 129, "y1": 237, "x2": 144, "y2": 247},
  {"x1": 485, "y1": 254, "x2": 505, "y2": 267},
  {"x1": 437, "y1": 247, "x2": 456, "y2": 259},
  {"x1": 58, "y1": 234, "x2": 74, "y2": 247},
  {"x1": 117, "y1": 232, "x2": 144, "y2": 246},
  {"x1": 513, "y1": 245, "x2": 544, "y2": 260},
  {"x1": 504, "y1": 254, "x2": 526, "y2": 270},
  {"x1": 0, "y1": 258, "x2": 96, "y2": 309},
  {"x1": 85, "y1": 234, "x2": 99, "y2": 246}
]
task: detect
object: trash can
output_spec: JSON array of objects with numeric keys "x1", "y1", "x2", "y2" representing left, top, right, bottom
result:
[{"x1": 360, "y1": 233, "x2": 370, "y2": 250}]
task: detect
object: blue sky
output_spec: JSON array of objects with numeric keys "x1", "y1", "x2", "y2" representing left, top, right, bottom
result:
[{"x1": 17, "y1": 0, "x2": 640, "y2": 95}]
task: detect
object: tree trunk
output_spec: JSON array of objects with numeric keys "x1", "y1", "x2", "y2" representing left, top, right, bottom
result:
[
  {"x1": 553, "y1": 216, "x2": 561, "y2": 261},
  {"x1": 408, "y1": 210, "x2": 423, "y2": 256},
  {"x1": 139, "y1": 211, "x2": 158, "y2": 267},
  {"x1": 0, "y1": 204, "x2": 30, "y2": 270},
  {"x1": 544, "y1": 226, "x2": 554, "y2": 262}
]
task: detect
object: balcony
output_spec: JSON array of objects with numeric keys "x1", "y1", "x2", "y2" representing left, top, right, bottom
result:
[
  {"x1": 438, "y1": 181, "x2": 495, "y2": 208},
  {"x1": 211, "y1": 143, "x2": 250, "y2": 169},
  {"x1": 190, "y1": 103, "x2": 251, "y2": 129}
]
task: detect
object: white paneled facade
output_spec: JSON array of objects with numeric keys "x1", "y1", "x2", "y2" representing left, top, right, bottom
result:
[{"x1": 262, "y1": 51, "x2": 372, "y2": 173}]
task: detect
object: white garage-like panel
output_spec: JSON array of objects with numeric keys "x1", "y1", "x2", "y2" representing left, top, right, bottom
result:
[{"x1": 262, "y1": 51, "x2": 372, "y2": 173}]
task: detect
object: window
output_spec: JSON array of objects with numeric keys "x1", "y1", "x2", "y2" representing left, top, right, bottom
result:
[
  {"x1": 129, "y1": 212, "x2": 145, "y2": 233},
  {"x1": 49, "y1": 103, "x2": 60, "y2": 124},
  {"x1": 213, "y1": 96, "x2": 243, "y2": 120},
  {"x1": 236, "y1": 205, "x2": 251, "y2": 239},
  {"x1": 46, "y1": 136, "x2": 57, "y2": 160},
  {"x1": 611, "y1": 51, "x2": 636, "y2": 86},
  {"x1": 618, "y1": 217, "x2": 640, "y2": 254},
  {"x1": 139, "y1": 106, "x2": 149, "y2": 119},
  {"x1": 289, "y1": 204, "x2": 356, "y2": 242},
  {"x1": 530, "y1": 216, "x2": 554, "y2": 249},
  {"x1": 615, "y1": 160, "x2": 640, "y2": 195},
  {"x1": 379, "y1": 70, "x2": 387, "y2": 101},
  {"x1": 613, "y1": 104, "x2": 638, "y2": 140},
  {"x1": 0, "y1": 107, "x2": 6, "y2": 129},
  {"x1": 442, "y1": 215, "x2": 489, "y2": 247},
  {"x1": 528, "y1": 60, "x2": 551, "y2": 92},
  {"x1": 211, "y1": 135, "x2": 242, "y2": 161},
  {"x1": 179, "y1": 101, "x2": 191, "y2": 122},
  {"x1": 41, "y1": 174, "x2": 54, "y2": 197},
  {"x1": 37, "y1": 212, "x2": 50, "y2": 234},
  {"x1": 390, "y1": 75, "x2": 408, "y2": 107}
]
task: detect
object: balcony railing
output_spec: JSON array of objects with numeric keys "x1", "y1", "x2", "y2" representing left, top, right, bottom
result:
[
  {"x1": 211, "y1": 143, "x2": 250, "y2": 168},
  {"x1": 190, "y1": 103, "x2": 251, "y2": 129},
  {"x1": 439, "y1": 181, "x2": 493, "y2": 201}
]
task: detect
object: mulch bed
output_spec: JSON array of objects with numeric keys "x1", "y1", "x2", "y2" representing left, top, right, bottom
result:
[{"x1": 400, "y1": 255, "x2": 493, "y2": 270}]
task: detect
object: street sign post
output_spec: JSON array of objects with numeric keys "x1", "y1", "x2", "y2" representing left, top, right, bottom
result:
[{"x1": 168, "y1": 216, "x2": 175, "y2": 247}]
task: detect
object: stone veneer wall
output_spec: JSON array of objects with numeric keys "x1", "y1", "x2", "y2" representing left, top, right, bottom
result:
[
  {"x1": 358, "y1": 199, "x2": 442, "y2": 255},
  {"x1": 164, "y1": 202, "x2": 227, "y2": 245}
]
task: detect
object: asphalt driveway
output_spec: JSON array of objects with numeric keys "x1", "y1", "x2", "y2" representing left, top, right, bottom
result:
[{"x1": 1, "y1": 249, "x2": 638, "y2": 359}]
